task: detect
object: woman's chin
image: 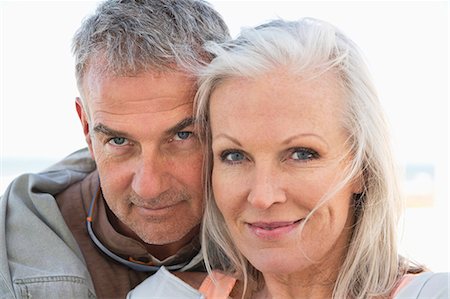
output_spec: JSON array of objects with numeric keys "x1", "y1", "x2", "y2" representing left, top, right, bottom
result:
[{"x1": 246, "y1": 249, "x2": 312, "y2": 275}]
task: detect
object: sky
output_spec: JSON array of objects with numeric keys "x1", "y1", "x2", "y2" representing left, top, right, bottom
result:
[
  {"x1": 1, "y1": 1, "x2": 448, "y2": 164},
  {"x1": 1, "y1": 1, "x2": 449, "y2": 270}
]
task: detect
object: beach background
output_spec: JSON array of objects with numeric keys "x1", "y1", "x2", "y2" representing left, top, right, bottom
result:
[{"x1": 1, "y1": 1, "x2": 448, "y2": 272}]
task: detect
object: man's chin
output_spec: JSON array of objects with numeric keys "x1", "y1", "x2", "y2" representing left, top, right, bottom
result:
[{"x1": 131, "y1": 220, "x2": 197, "y2": 245}]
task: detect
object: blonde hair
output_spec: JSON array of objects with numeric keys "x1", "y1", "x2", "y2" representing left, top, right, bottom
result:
[{"x1": 196, "y1": 18, "x2": 422, "y2": 298}]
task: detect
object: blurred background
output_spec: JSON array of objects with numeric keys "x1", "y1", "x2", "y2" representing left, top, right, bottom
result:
[{"x1": 1, "y1": 1, "x2": 448, "y2": 271}]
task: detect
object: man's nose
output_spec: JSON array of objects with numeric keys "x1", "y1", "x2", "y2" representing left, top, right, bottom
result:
[
  {"x1": 247, "y1": 166, "x2": 287, "y2": 210},
  {"x1": 132, "y1": 154, "x2": 170, "y2": 199}
]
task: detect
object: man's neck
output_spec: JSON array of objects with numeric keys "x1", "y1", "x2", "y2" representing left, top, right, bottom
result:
[{"x1": 142, "y1": 225, "x2": 200, "y2": 260}]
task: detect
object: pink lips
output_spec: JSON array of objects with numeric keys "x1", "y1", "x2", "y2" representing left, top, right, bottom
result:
[{"x1": 247, "y1": 220, "x2": 302, "y2": 240}]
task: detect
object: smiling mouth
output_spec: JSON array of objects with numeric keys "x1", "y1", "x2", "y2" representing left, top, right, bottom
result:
[
  {"x1": 245, "y1": 219, "x2": 303, "y2": 240},
  {"x1": 249, "y1": 219, "x2": 303, "y2": 230}
]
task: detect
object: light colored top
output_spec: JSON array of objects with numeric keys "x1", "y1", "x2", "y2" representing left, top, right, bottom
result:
[
  {"x1": 394, "y1": 272, "x2": 449, "y2": 298},
  {"x1": 127, "y1": 266, "x2": 204, "y2": 299},
  {"x1": 128, "y1": 269, "x2": 449, "y2": 299},
  {"x1": 127, "y1": 266, "x2": 237, "y2": 299}
]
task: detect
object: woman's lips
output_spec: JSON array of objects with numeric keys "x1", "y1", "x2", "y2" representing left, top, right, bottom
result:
[{"x1": 247, "y1": 219, "x2": 303, "y2": 240}]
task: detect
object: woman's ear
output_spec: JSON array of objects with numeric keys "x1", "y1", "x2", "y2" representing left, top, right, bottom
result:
[{"x1": 350, "y1": 167, "x2": 364, "y2": 195}]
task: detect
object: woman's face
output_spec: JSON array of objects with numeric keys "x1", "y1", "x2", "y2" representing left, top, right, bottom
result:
[{"x1": 209, "y1": 68, "x2": 360, "y2": 276}]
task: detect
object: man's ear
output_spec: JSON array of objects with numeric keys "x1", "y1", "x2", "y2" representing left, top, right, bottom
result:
[{"x1": 75, "y1": 97, "x2": 94, "y2": 159}]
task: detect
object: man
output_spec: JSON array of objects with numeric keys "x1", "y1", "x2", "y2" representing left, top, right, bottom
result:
[{"x1": 0, "y1": 0, "x2": 229, "y2": 298}]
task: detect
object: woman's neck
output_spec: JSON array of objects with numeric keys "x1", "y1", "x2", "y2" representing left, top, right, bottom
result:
[
  {"x1": 255, "y1": 268, "x2": 336, "y2": 299},
  {"x1": 253, "y1": 236, "x2": 349, "y2": 299}
]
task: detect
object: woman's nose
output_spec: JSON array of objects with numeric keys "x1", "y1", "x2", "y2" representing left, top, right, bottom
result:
[{"x1": 247, "y1": 167, "x2": 287, "y2": 209}]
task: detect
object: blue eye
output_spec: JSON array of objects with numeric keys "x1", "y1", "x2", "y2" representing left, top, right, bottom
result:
[
  {"x1": 173, "y1": 131, "x2": 192, "y2": 141},
  {"x1": 221, "y1": 151, "x2": 245, "y2": 163},
  {"x1": 290, "y1": 148, "x2": 318, "y2": 161},
  {"x1": 108, "y1": 137, "x2": 129, "y2": 146}
]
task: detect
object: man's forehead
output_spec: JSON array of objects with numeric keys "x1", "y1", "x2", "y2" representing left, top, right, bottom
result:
[
  {"x1": 82, "y1": 67, "x2": 197, "y2": 114},
  {"x1": 91, "y1": 98, "x2": 194, "y2": 116},
  {"x1": 83, "y1": 67, "x2": 195, "y2": 91}
]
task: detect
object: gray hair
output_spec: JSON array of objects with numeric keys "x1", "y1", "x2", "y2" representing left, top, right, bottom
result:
[
  {"x1": 196, "y1": 18, "x2": 423, "y2": 298},
  {"x1": 72, "y1": 0, "x2": 229, "y2": 96}
]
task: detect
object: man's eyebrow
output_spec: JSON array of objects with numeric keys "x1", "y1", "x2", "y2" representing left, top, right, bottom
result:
[
  {"x1": 165, "y1": 117, "x2": 195, "y2": 136},
  {"x1": 93, "y1": 124, "x2": 130, "y2": 138},
  {"x1": 92, "y1": 118, "x2": 195, "y2": 139}
]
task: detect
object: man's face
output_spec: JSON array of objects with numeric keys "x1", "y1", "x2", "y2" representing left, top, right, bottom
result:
[{"x1": 77, "y1": 70, "x2": 203, "y2": 255}]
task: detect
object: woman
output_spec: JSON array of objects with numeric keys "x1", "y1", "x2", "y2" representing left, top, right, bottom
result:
[
  {"x1": 194, "y1": 18, "x2": 448, "y2": 298},
  {"x1": 127, "y1": 18, "x2": 448, "y2": 299}
]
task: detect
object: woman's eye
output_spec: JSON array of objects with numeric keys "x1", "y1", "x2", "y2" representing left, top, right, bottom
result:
[
  {"x1": 173, "y1": 131, "x2": 192, "y2": 141},
  {"x1": 221, "y1": 151, "x2": 245, "y2": 163},
  {"x1": 290, "y1": 148, "x2": 318, "y2": 161},
  {"x1": 108, "y1": 137, "x2": 129, "y2": 146}
]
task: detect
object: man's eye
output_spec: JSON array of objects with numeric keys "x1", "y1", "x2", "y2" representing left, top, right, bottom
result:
[
  {"x1": 290, "y1": 148, "x2": 318, "y2": 161},
  {"x1": 220, "y1": 150, "x2": 245, "y2": 163},
  {"x1": 108, "y1": 137, "x2": 129, "y2": 146},
  {"x1": 173, "y1": 131, "x2": 192, "y2": 141}
]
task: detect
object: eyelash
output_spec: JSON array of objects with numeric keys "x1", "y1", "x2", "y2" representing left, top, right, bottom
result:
[
  {"x1": 171, "y1": 131, "x2": 194, "y2": 142},
  {"x1": 220, "y1": 149, "x2": 246, "y2": 164},
  {"x1": 107, "y1": 137, "x2": 130, "y2": 147},
  {"x1": 218, "y1": 147, "x2": 320, "y2": 165},
  {"x1": 289, "y1": 147, "x2": 319, "y2": 162}
]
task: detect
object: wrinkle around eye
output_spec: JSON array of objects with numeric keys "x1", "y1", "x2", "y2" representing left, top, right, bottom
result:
[{"x1": 107, "y1": 137, "x2": 131, "y2": 147}]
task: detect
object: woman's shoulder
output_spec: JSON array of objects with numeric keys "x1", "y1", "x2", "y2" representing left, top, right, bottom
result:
[
  {"x1": 198, "y1": 270, "x2": 238, "y2": 299},
  {"x1": 394, "y1": 272, "x2": 449, "y2": 299},
  {"x1": 174, "y1": 270, "x2": 208, "y2": 289}
]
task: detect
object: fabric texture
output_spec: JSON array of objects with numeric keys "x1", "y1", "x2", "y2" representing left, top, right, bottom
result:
[
  {"x1": 1, "y1": 148, "x2": 96, "y2": 299},
  {"x1": 394, "y1": 272, "x2": 449, "y2": 299},
  {"x1": 55, "y1": 170, "x2": 149, "y2": 298},
  {"x1": 127, "y1": 266, "x2": 204, "y2": 299},
  {"x1": 127, "y1": 267, "x2": 237, "y2": 299},
  {"x1": 55, "y1": 169, "x2": 202, "y2": 298}
]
